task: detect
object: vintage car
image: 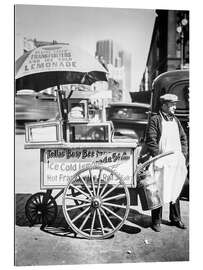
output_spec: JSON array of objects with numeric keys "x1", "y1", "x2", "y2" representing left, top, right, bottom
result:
[
  {"x1": 15, "y1": 91, "x2": 57, "y2": 133},
  {"x1": 107, "y1": 102, "x2": 150, "y2": 143},
  {"x1": 151, "y1": 69, "x2": 189, "y2": 135}
]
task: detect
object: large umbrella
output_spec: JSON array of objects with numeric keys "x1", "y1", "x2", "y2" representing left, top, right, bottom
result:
[{"x1": 15, "y1": 44, "x2": 108, "y2": 91}]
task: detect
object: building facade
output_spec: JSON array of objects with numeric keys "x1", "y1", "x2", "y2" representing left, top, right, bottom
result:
[{"x1": 140, "y1": 9, "x2": 189, "y2": 92}]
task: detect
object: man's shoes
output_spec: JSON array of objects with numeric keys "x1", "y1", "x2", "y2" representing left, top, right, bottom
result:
[
  {"x1": 151, "y1": 223, "x2": 161, "y2": 232},
  {"x1": 170, "y1": 220, "x2": 186, "y2": 229}
]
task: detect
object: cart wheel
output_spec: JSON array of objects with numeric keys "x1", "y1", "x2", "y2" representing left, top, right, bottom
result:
[
  {"x1": 25, "y1": 192, "x2": 57, "y2": 226},
  {"x1": 63, "y1": 165, "x2": 130, "y2": 239}
]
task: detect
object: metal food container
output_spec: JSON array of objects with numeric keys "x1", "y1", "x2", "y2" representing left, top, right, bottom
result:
[{"x1": 137, "y1": 170, "x2": 162, "y2": 211}]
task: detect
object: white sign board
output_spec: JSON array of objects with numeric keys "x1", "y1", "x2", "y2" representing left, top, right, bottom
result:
[{"x1": 41, "y1": 148, "x2": 134, "y2": 188}]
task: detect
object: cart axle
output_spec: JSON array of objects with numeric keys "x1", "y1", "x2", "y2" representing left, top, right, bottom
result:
[{"x1": 91, "y1": 197, "x2": 102, "y2": 208}]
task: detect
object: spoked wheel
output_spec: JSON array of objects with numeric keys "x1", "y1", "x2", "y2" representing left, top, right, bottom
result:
[
  {"x1": 62, "y1": 165, "x2": 130, "y2": 239},
  {"x1": 25, "y1": 192, "x2": 58, "y2": 226}
]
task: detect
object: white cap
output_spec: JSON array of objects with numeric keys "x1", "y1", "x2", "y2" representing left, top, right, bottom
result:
[{"x1": 160, "y1": 94, "x2": 179, "y2": 103}]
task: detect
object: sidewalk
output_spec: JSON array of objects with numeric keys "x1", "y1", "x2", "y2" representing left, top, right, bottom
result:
[
  {"x1": 15, "y1": 193, "x2": 189, "y2": 265},
  {"x1": 15, "y1": 134, "x2": 189, "y2": 265}
]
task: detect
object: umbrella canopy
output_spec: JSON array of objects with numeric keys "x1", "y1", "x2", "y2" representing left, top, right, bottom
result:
[{"x1": 15, "y1": 44, "x2": 108, "y2": 91}]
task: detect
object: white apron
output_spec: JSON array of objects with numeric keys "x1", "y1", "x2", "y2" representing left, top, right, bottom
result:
[{"x1": 151, "y1": 115, "x2": 187, "y2": 204}]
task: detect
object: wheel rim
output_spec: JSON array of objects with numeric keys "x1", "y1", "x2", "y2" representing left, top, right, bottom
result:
[
  {"x1": 25, "y1": 192, "x2": 57, "y2": 225},
  {"x1": 62, "y1": 165, "x2": 130, "y2": 239}
]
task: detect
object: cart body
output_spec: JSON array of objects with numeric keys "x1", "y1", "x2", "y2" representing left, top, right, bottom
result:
[{"x1": 23, "y1": 87, "x2": 168, "y2": 239}]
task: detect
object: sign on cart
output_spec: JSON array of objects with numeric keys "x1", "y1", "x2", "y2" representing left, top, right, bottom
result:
[{"x1": 41, "y1": 148, "x2": 134, "y2": 188}]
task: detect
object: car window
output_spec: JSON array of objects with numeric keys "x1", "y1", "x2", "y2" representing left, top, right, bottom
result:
[
  {"x1": 109, "y1": 106, "x2": 148, "y2": 120},
  {"x1": 170, "y1": 82, "x2": 189, "y2": 110}
]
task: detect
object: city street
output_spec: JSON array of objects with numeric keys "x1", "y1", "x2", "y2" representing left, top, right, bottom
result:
[{"x1": 15, "y1": 134, "x2": 189, "y2": 266}]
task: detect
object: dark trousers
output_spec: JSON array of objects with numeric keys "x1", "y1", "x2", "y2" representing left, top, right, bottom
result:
[{"x1": 151, "y1": 198, "x2": 181, "y2": 225}]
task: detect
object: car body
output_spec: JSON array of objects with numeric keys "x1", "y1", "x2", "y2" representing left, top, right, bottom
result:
[
  {"x1": 107, "y1": 102, "x2": 150, "y2": 142},
  {"x1": 15, "y1": 92, "x2": 58, "y2": 133}
]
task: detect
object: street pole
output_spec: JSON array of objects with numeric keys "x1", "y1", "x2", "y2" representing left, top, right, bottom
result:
[
  {"x1": 180, "y1": 31, "x2": 184, "y2": 69},
  {"x1": 177, "y1": 15, "x2": 188, "y2": 70}
]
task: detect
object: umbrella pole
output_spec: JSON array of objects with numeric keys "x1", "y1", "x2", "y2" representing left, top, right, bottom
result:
[
  {"x1": 101, "y1": 99, "x2": 107, "y2": 122},
  {"x1": 56, "y1": 85, "x2": 64, "y2": 120}
]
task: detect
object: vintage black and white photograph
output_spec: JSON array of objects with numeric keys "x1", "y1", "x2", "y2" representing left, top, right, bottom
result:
[{"x1": 14, "y1": 2, "x2": 190, "y2": 267}]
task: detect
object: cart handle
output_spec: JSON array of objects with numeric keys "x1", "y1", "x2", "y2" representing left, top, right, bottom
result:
[{"x1": 136, "y1": 151, "x2": 174, "y2": 174}]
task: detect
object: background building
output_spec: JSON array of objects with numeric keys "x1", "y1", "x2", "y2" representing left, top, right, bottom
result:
[
  {"x1": 96, "y1": 39, "x2": 132, "y2": 102},
  {"x1": 139, "y1": 9, "x2": 189, "y2": 92}
]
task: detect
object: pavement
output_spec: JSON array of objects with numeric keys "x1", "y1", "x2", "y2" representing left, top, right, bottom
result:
[{"x1": 15, "y1": 134, "x2": 189, "y2": 266}]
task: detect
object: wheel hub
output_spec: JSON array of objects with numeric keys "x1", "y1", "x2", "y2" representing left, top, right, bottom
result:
[
  {"x1": 92, "y1": 197, "x2": 101, "y2": 208},
  {"x1": 37, "y1": 205, "x2": 43, "y2": 215}
]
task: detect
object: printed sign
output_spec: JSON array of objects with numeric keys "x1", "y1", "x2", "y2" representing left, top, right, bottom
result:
[
  {"x1": 23, "y1": 48, "x2": 77, "y2": 74},
  {"x1": 16, "y1": 44, "x2": 106, "y2": 79},
  {"x1": 41, "y1": 148, "x2": 134, "y2": 188}
]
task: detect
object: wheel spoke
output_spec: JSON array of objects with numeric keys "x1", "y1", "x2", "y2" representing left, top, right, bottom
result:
[
  {"x1": 71, "y1": 206, "x2": 90, "y2": 223},
  {"x1": 100, "y1": 207, "x2": 115, "y2": 230},
  {"x1": 39, "y1": 195, "x2": 43, "y2": 204},
  {"x1": 102, "y1": 193, "x2": 126, "y2": 202},
  {"x1": 37, "y1": 214, "x2": 41, "y2": 224},
  {"x1": 46, "y1": 203, "x2": 55, "y2": 208},
  {"x1": 28, "y1": 211, "x2": 37, "y2": 219},
  {"x1": 79, "y1": 211, "x2": 91, "y2": 230},
  {"x1": 45, "y1": 214, "x2": 51, "y2": 224},
  {"x1": 90, "y1": 210, "x2": 96, "y2": 236},
  {"x1": 42, "y1": 214, "x2": 48, "y2": 225},
  {"x1": 70, "y1": 189, "x2": 81, "y2": 197},
  {"x1": 46, "y1": 209, "x2": 55, "y2": 214},
  {"x1": 69, "y1": 183, "x2": 90, "y2": 198},
  {"x1": 31, "y1": 201, "x2": 39, "y2": 207},
  {"x1": 42, "y1": 196, "x2": 48, "y2": 205},
  {"x1": 101, "y1": 205, "x2": 123, "y2": 221},
  {"x1": 32, "y1": 197, "x2": 39, "y2": 205},
  {"x1": 46, "y1": 209, "x2": 55, "y2": 215},
  {"x1": 78, "y1": 176, "x2": 93, "y2": 197},
  {"x1": 32, "y1": 214, "x2": 39, "y2": 224},
  {"x1": 66, "y1": 203, "x2": 91, "y2": 211},
  {"x1": 99, "y1": 173, "x2": 113, "y2": 197},
  {"x1": 96, "y1": 168, "x2": 102, "y2": 196},
  {"x1": 101, "y1": 182, "x2": 121, "y2": 199},
  {"x1": 65, "y1": 195, "x2": 90, "y2": 203},
  {"x1": 28, "y1": 204, "x2": 37, "y2": 209},
  {"x1": 45, "y1": 206, "x2": 55, "y2": 211},
  {"x1": 96, "y1": 209, "x2": 104, "y2": 235},
  {"x1": 46, "y1": 200, "x2": 54, "y2": 206},
  {"x1": 89, "y1": 169, "x2": 96, "y2": 196},
  {"x1": 39, "y1": 195, "x2": 44, "y2": 204},
  {"x1": 29, "y1": 208, "x2": 37, "y2": 213},
  {"x1": 99, "y1": 182, "x2": 108, "y2": 197},
  {"x1": 102, "y1": 202, "x2": 127, "y2": 209}
]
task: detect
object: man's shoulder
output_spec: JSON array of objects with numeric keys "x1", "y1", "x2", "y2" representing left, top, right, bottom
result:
[
  {"x1": 148, "y1": 113, "x2": 162, "y2": 129},
  {"x1": 150, "y1": 113, "x2": 161, "y2": 121}
]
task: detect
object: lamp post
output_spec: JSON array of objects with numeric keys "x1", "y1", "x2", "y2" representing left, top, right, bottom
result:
[{"x1": 176, "y1": 16, "x2": 188, "y2": 69}]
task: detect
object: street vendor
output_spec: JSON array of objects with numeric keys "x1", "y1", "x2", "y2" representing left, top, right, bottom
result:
[{"x1": 146, "y1": 94, "x2": 188, "y2": 232}]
